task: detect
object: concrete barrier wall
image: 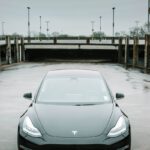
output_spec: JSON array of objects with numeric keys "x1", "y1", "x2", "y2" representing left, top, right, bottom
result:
[
  {"x1": 0, "y1": 36, "x2": 25, "y2": 65},
  {"x1": 0, "y1": 35, "x2": 150, "y2": 73}
]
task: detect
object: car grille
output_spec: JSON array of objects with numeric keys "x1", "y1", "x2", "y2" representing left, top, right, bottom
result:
[
  {"x1": 19, "y1": 134, "x2": 130, "y2": 150},
  {"x1": 20, "y1": 144, "x2": 129, "y2": 150}
]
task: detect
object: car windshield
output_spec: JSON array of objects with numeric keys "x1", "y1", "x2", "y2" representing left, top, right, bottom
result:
[{"x1": 37, "y1": 76, "x2": 111, "y2": 104}]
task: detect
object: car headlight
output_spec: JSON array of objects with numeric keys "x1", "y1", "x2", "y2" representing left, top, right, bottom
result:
[
  {"x1": 107, "y1": 116, "x2": 126, "y2": 137},
  {"x1": 23, "y1": 116, "x2": 42, "y2": 137}
]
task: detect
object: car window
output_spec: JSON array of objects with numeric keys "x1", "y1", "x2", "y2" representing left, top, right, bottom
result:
[{"x1": 37, "y1": 76, "x2": 111, "y2": 104}]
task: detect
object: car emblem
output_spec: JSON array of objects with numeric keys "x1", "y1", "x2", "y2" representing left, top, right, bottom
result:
[{"x1": 72, "y1": 130, "x2": 78, "y2": 135}]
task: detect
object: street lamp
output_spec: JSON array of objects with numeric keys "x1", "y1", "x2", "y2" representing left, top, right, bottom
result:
[
  {"x1": 91, "y1": 21, "x2": 95, "y2": 40},
  {"x1": 99, "y1": 16, "x2": 102, "y2": 33},
  {"x1": 45, "y1": 21, "x2": 49, "y2": 38},
  {"x1": 148, "y1": 0, "x2": 150, "y2": 33},
  {"x1": 135, "y1": 20, "x2": 139, "y2": 36},
  {"x1": 112, "y1": 7, "x2": 116, "y2": 37},
  {"x1": 39, "y1": 16, "x2": 42, "y2": 41},
  {"x1": 27, "y1": 7, "x2": 31, "y2": 42},
  {"x1": 1, "y1": 22, "x2": 5, "y2": 36},
  {"x1": 99, "y1": 16, "x2": 102, "y2": 40}
]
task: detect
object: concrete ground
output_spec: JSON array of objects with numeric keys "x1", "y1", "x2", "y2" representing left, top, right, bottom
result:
[{"x1": 0, "y1": 61, "x2": 150, "y2": 150}]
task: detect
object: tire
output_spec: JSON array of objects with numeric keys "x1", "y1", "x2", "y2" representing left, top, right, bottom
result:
[{"x1": 17, "y1": 127, "x2": 23, "y2": 150}]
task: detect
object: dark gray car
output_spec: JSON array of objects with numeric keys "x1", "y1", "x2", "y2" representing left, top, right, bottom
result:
[{"x1": 18, "y1": 69, "x2": 131, "y2": 150}]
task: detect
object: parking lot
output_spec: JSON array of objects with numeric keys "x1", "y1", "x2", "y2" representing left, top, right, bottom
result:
[{"x1": 0, "y1": 61, "x2": 150, "y2": 150}]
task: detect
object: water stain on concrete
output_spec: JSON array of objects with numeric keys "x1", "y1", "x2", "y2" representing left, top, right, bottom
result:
[
  {"x1": 143, "y1": 79, "x2": 150, "y2": 83},
  {"x1": 143, "y1": 85, "x2": 150, "y2": 91}
]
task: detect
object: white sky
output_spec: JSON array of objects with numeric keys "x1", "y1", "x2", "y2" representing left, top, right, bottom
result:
[{"x1": 0, "y1": 0, "x2": 148, "y2": 36}]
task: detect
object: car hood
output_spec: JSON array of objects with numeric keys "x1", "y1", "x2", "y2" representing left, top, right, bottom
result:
[{"x1": 35, "y1": 103, "x2": 113, "y2": 138}]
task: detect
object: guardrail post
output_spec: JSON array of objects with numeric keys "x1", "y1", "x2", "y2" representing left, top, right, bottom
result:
[
  {"x1": 124, "y1": 36, "x2": 129, "y2": 69},
  {"x1": 118, "y1": 37, "x2": 122, "y2": 63},
  {"x1": 21, "y1": 37, "x2": 25, "y2": 61},
  {"x1": 133, "y1": 37, "x2": 139, "y2": 68},
  {"x1": 14, "y1": 37, "x2": 20, "y2": 62},
  {"x1": 144, "y1": 35, "x2": 150, "y2": 73},
  {"x1": 6, "y1": 36, "x2": 12, "y2": 64}
]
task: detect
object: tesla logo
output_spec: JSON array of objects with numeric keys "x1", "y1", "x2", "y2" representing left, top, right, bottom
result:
[{"x1": 72, "y1": 130, "x2": 78, "y2": 135}]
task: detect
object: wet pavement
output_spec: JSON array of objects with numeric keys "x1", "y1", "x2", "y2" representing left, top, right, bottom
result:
[{"x1": 0, "y1": 61, "x2": 150, "y2": 150}]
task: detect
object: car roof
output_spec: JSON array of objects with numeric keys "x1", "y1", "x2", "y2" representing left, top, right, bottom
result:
[{"x1": 46, "y1": 69, "x2": 102, "y2": 78}]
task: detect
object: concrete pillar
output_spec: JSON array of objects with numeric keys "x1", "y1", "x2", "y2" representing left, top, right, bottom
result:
[
  {"x1": 133, "y1": 37, "x2": 139, "y2": 68},
  {"x1": 14, "y1": 37, "x2": 20, "y2": 63},
  {"x1": 0, "y1": 46, "x2": 1, "y2": 65},
  {"x1": 21, "y1": 37, "x2": 25, "y2": 61},
  {"x1": 86, "y1": 38, "x2": 90, "y2": 44},
  {"x1": 112, "y1": 37, "x2": 115, "y2": 44},
  {"x1": 6, "y1": 36, "x2": 12, "y2": 64},
  {"x1": 144, "y1": 35, "x2": 150, "y2": 73},
  {"x1": 118, "y1": 37, "x2": 122, "y2": 63},
  {"x1": 54, "y1": 37, "x2": 57, "y2": 44},
  {"x1": 124, "y1": 37, "x2": 129, "y2": 69},
  {"x1": 78, "y1": 44, "x2": 81, "y2": 49},
  {"x1": 19, "y1": 45, "x2": 21, "y2": 62}
]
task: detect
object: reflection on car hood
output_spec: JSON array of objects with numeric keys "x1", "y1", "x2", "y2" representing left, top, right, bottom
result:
[{"x1": 35, "y1": 103, "x2": 113, "y2": 138}]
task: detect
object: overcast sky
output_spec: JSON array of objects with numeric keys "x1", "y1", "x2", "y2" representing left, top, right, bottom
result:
[{"x1": 0, "y1": 0, "x2": 148, "y2": 36}]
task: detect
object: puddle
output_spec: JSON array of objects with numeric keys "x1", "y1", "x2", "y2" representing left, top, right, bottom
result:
[
  {"x1": 143, "y1": 79, "x2": 150, "y2": 83},
  {"x1": 143, "y1": 85, "x2": 150, "y2": 91}
]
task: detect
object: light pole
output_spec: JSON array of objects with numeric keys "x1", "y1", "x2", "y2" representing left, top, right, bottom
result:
[
  {"x1": 148, "y1": 0, "x2": 150, "y2": 33},
  {"x1": 39, "y1": 16, "x2": 42, "y2": 41},
  {"x1": 99, "y1": 16, "x2": 102, "y2": 33},
  {"x1": 91, "y1": 21, "x2": 95, "y2": 40},
  {"x1": 135, "y1": 20, "x2": 139, "y2": 36},
  {"x1": 27, "y1": 7, "x2": 31, "y2": 42},
  {"x1": 99, "y1": 16, "x2": 102, "y2": 40},
  {"x1": 1, "y1": 22, "x2": 5, "y2": 36},
  {"x1": 112, "y1": 7, "x2": 115, "y2": 37},
  {"x1": 46, "y1": 21, "x2": 49, "y2": 38}
]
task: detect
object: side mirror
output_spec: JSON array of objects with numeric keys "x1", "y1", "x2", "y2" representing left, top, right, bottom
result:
[
  {"x1": 116, "y1": 93, "x2": 124, "y2": 100},
  {"x1": 23, "y1": 93, "x2": 32, "y2": 100}
]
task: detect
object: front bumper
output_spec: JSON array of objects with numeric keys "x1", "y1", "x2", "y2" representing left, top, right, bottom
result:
[{"x1": 18, "y1": 133, "x2": 130, "y2": 150}]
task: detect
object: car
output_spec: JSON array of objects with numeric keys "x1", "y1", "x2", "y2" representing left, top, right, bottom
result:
[{"x1": 17, "y1": 69, "x2": 131, "y2": 150}]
